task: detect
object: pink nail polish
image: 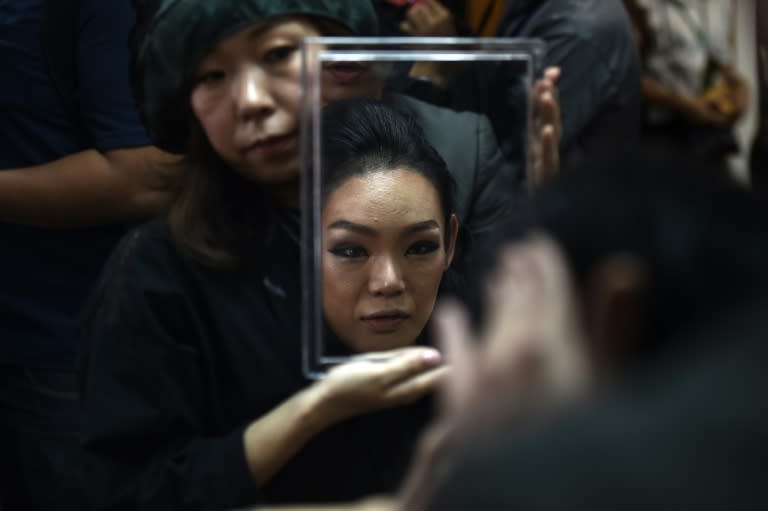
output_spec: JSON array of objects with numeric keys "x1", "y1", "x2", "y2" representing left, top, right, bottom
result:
[{"x1": 422, "y1": 349, "x2": 442, "y2": 365}]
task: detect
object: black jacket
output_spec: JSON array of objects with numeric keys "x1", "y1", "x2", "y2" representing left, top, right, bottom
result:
[
  {"x1": 79, "y1": 220, "x2": 431, "y2": 510},
  {"x1": 78, "y1": 96, "x2": 518, "y2": 510}
]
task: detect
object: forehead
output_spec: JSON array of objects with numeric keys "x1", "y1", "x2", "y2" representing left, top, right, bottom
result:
[
  {"x1": 204, "y1": 18, "x2": 321, "y2": 57},
  {"x1": 324, "y1": 169, "x2": 443, "y2": 225}
]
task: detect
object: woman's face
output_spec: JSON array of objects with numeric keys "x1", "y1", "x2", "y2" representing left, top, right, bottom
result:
[
  {"x1": 322, "y1": 169, "x2": 458, "y2": 352},
  {"x1": 189, "y1": 18, "x2": 382, "y2": 203},
  {"x1": 190, "y1": 20, "x2": 314, "y2": 199}
]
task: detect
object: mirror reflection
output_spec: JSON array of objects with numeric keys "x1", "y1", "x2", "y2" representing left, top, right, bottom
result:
[
  {"x1": 320, "y1": 100, "x2": 459, "y2": 357},
  {"x1": 302, "y1": 39, "x2": 541, "y2": 376}
]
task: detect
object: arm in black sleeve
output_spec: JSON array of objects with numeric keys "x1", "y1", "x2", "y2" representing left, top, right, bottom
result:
[{"x1": 78, "y1": 228, "x2": 261, "y2": 511}]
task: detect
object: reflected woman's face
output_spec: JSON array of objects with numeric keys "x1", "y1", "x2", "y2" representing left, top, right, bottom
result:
[{"x1": 322, "y1": 169, "x2": 457, "y2": 352}]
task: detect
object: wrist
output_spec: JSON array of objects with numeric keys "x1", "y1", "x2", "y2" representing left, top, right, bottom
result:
[{"x1": 301, "y1": 380, "x2": 345, "y2": 432}]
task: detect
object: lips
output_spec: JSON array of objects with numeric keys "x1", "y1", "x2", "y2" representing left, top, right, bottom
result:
[
  {"x1": 360, "y1": 309, "x2": 411, "y2": 333},
  {"x1": 323, "y1": 62, "x2": 369, "y2": 84},
  {"x1": 244, "y1": 132, "x2": 296, "y2": 159}
]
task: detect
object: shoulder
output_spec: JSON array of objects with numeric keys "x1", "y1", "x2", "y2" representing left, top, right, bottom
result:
[
  {"x1": 527, "y1": 0, "x2": 639, "y2": 91},
  {"x1": 385, "y1": 93, "x2": 488, "y2": 135},
  {"x1": 88, "y1": 219, "x2": 193, "y2": 314},
  {"x1": 107, "y1": 219, "x2": 178, "y2": 275},
  {"x1": 522, "y1": 0, "x2": 637, "y2": 64},
  {"x1": 384, "y1": 93, "x2": 494, "y2": 164},
  {"x1": 527, "y1": 0, "x2": 634, "y2": 37}
]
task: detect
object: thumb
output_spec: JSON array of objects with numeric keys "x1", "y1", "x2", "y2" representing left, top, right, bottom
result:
[{"x1": 433, "y1": 299, "x2": 477, "y2": 414}]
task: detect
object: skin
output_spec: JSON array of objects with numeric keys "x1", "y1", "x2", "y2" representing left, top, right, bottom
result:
[
  {"x1": 189, "y1": 19, "x2": 381, "y2": 206},
  {"x1": 400, "y1": 0, "x2": 457, "y2": 37},
  {"x1": 0, "y1": 146, "x2": 179, "y2": 227},
  {"x1": 322, "y1": 169, "x2": 458, "y2": 352},
  {"x1": 190, "y1": 20, "x2": 314, "y2": 205}
]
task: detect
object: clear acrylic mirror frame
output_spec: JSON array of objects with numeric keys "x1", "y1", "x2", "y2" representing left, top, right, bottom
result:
[{"x1": 300, "y1": 37, "x2": 545, "y2": 379}]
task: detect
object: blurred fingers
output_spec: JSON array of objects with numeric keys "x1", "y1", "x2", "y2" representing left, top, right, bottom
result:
[
  {"x1": 432, "y1": 300, "x2": 478, "y2": 412},
  {"x1": 376, "y1": 346, "x2": 444, "y2": 387},
  {"x1": 386, "y1": 365, "x2": 450, "y2": 404}
]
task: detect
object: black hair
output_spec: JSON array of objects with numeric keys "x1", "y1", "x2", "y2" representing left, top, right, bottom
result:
[
  {"x1": 320, "y1": 98, "x2": 460, "y2": 252},
  {"x1": 477, "y1": 150, "x2": 768, "y2": 363}
]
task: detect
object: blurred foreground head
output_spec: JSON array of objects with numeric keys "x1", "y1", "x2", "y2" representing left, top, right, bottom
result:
[
  {"x1": 418, "y1": 152, "x2": 768, "y2": 511},
  {"x1": 477, "y1": 154, "x2": 768, "y2": 373}
]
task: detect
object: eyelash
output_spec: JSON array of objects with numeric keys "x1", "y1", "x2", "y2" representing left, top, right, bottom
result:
[
  {"x1": 406, "y1": 241, "x2": 440, "y2": 256},
  {"x1": 328, "y1": 241, "x2": 440, "y2": 260},
  {"x1": 194, "y1": 44, "x2": 296, "y2": 85},
  {"x1": 195, "y1": 70, "x2": 226, "y2": 85},
  {"x1": 329, "y1": 245, "x2": 368, "y2": 259},
  {"x1": 263, "y1": 44, "x2": 297, "y2": 64}
]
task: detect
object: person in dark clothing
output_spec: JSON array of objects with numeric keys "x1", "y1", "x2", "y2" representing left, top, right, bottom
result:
[
  {"x1": 401, "y1": 0, "x2": 642, "y2": 174},
  {"x1": 79, "y1": 57, "x2": 460, "y2": 511},
  {"x1": 79, "y1": 1, "x2": 562, "y2": 506},
  {"x1": 0, "y1": 1, "x2": 177, "y2": 509},
  {"x1": 502, "y1": 0, "x2": 642, "y2": 173},
  {"x1": 394, "y1": 158, "x2": 768, "y2": 510}
]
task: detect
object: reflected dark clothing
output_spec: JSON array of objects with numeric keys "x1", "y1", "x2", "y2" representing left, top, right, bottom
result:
[
  {"x1": 387, "y1": 92, "x2": 525, "y2": 260},
  {"x1": 79, "y1": 220, "x2": 432, "y2": 510},
  {"x1": 428, "y1": 304, "x2": 768, "y2": 510}
]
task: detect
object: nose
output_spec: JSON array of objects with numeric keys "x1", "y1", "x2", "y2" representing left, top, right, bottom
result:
[
  {"x1": 368, "y1": 255, "x2": 405, "y2": 297},
  {"x1": 232, "y1": 66, "x2": 276, "y2": 120}
]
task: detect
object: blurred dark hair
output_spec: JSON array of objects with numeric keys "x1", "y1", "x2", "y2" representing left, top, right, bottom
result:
[
  {"x1": 320, "y1": 98, "x2": 463, "y2": 257},
  {"x1": 478, "y1": 151, "x2": 768, "y2": 361}
]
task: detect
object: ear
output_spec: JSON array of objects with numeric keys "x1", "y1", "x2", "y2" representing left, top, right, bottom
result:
[
  {"x1": 444, "y1": 214, "x2": 459, "y2": 270},
  {"x1": 582, "y1": 255, "x2": 649, "y2": 377}
]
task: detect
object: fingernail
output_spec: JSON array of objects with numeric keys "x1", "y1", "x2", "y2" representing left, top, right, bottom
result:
[{"x1": 422, "y1": 349, "x2": 442, "y2": 365}]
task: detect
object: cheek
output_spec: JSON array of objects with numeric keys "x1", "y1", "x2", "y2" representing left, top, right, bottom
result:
[
  {"x1": 273, "y1": 77, "x2": 302, "y2": 117},
  {"x1": 191, "y1": 94, "x2": 232, "y2": 150},
  {"x1": 271, "y1": 57, "x2": 304, "y2": 113},
  {"x1": 410, "y1": 260, "x2": 447, "y2": 312},
  {"x1": 322, "y1": 261, "x2": 363, "y2": 315}
]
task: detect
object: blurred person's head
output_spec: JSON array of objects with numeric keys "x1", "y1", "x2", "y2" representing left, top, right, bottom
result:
[
  {"x1": 407, "y1": 155, "x2": 768, "y2": 511},
  {"x1": 481, "y1": 154, "x2": 768, "y2": 378},
  {"x1": 320, "y1": 99, "x2": 459, "y2": 352}
]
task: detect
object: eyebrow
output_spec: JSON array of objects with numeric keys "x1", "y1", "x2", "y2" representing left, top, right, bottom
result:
[
  {"x1": 246, "y1": 24, "x2": 272, "y2": 41},
  {"x1": 327, "y1": 220, "x2": 441, "y2": 236},
  {"x1": 204, "y1": 24, "x2": 271, "y2": 59},
  {"x1": 246, "y1": 18, "x2": 308, "y2": 42}
]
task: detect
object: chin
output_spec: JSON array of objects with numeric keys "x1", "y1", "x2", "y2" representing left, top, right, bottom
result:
[
  {"x1": 244, "y1": 164, "x2": 300, "y2": 184},
  {"x1": 346, "y1": 333, "x2": 416, "y2": 354}
]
